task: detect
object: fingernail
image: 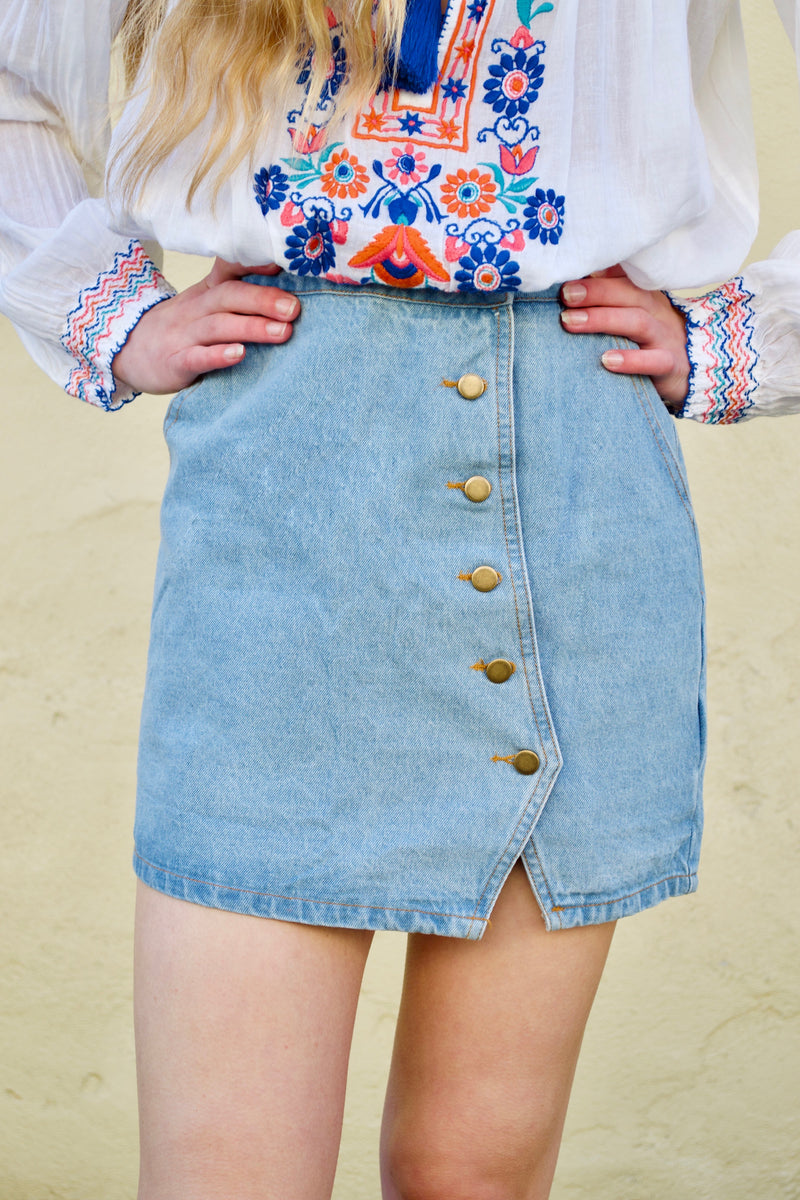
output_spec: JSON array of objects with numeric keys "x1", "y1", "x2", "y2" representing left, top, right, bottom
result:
[
  {"x1": 560, "y1": 310, "x2": 588, "y2": 326},
  {"x1": 266, "y1": 320, "x2": 288, "y2": 337},
  {"x1": 276, "y1": 297, "x2": 298, "y2": 319},
  {"x1": 224, "y1": 344, "x2": 245, "y2": 360},
  {"x1": 601, "y1": 351, "x2": 624, "y2": 368},
  {"x1": 561, "y1": 283, "x2": 586, "y2": 303}
]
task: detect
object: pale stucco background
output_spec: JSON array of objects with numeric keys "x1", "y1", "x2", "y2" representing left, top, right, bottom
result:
[{"x1": 1, "y1": 3, "x2": 799, "y2": 1196}]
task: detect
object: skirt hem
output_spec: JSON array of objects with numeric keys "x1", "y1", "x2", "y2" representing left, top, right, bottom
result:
[{"x1": 133, "y1": 849, "x2": 697, "y2": 937}]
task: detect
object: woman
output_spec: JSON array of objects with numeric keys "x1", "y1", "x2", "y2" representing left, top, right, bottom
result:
[{"x1": 1, "y1": 2, "x2": 799, "y2": 1197}]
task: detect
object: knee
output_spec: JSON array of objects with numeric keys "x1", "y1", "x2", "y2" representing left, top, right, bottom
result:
[{"x1": 381, "y1": 1122, "x2": 550, "y2": 1200}]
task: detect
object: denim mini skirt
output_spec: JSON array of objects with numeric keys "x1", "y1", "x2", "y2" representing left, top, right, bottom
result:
[{"x1": 134, "y1": 275, "x2": 706, "y2": 937}]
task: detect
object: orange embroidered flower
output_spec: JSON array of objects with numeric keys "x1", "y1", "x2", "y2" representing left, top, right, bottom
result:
[
  {"x1": 437, "y1": 118, "x2": 460, "y2": 143},
  {"x1": 440, "y1": 168, "x2": 497, "y2": 218},
  {"x1": 454, "y1": 38, "x2": 475, "y2": 64},
  {"x1": 320, "y1": 148, "x2": 369, "y2": 199},
  {"x1": 362, "y1": 109, "x2": 386, "y2": 133}
]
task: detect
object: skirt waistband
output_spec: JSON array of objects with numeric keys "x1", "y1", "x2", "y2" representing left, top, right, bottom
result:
[{"x1": 246, "y1": 271, "x2": 563, "y2": 308}]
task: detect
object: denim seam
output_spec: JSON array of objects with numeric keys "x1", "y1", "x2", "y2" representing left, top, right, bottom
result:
[
  {"x1": 628, "y1": 367, "x2": 707, "y2": 609},
  {"x1": 287, "y1": 288, "x2": 558, "y2": 311},
  {"x1": 164, "y1": 391, "x2": 189, "y2": 435},
  {"x1": 682, "y1": 599, "x2": 707, "y2": 877},
  {"x1": 619, "y1": 345, "x2": 694, "y2": 525},
  {"x1": 470, "y1": 303, "x2": 555, "y2": 920},
  {"x1": 548, "y1": 871, "x2": 696, "y2": 911},
  {"x1": 505, "y1": 313, "x2": 559, "y2": 768},
  {"x1": 497, "y1": 303, "x2": 561, "y2": 911},
  {"x1": 608, "y1": 359, "x2": 706, "y2": 888},
  {"x1": 134, "y1": 850, "x2": 489, "y2": 925}
]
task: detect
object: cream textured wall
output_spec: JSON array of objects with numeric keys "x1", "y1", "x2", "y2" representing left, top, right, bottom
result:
[{"x1": 1, "y1": 3, "x2": 799, "y2": 1197}]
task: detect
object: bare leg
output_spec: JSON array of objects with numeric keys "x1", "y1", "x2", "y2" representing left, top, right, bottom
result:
[
  {"x1": 380, "y1": 862, "x2": 614, "y2": 1200},
  {"x1": 134, "y1": 881, "x2": 373, "y2": 1200}
]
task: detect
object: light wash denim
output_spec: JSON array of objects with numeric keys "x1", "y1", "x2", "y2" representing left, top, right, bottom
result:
[{"x1": 134, "y1": 276, "x2": 705, "y2": 936}]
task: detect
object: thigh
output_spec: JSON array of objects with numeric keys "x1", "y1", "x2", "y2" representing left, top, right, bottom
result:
[
  {"x1": 134, "y1": 881, "x2": 373, "y2": 1200},
  {"x1": 380, "y1": 863, "x2": 614, "y2": 1200}
]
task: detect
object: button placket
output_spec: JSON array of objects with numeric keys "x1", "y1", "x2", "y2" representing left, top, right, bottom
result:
[{"x1": 446, "y1": 368, "x2": 531, "y2": 769}]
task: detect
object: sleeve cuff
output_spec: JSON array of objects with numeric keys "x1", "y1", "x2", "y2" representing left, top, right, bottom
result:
[
  {"x1": 60, "y1": 239, "x2": 176, "y2": 411},
  {"x1": 667, "y1": 277, "x2": 760, "y2": 425}
]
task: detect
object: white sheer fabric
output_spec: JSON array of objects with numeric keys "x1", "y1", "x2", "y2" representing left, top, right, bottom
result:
[{"x1": 1, "y1": 0, "x2": 799, "y2": 418}]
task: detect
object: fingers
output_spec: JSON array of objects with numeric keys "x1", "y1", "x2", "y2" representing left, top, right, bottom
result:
[
  {"x1": 111, "y1": 258, "x2": 301, "y2": 396},
  {"x1": 560, "y1": 302, "x2": 654, "y2": 342},
  {"x1": 187, "y1": 311, "x2": 295, "y2": 348},
  {"x1": 600, "y1": 348, "x2": 686, "y2": 411},
  {"x1": 194, "y1": 277, "x2": 301, "y2": 324},
  {"x1": 205, "y1": 257, "x2": 282, "y2": 286},
  {"x1": 556, "y1": 265, "x2": 690, "y2": 409},
  {"x1": 599, "y1": 347, "x2": 677, "y2": 379},
  {"x1": 561, "y1": 275, "x2": 665, "y2": 314},
  {"x1": 171, "y1": 342, "x2": 248, "y2": 379}
]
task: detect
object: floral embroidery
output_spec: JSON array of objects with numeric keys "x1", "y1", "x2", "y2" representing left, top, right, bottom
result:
[
  {"x1": 281, "y1": 195, "x2": 351, "y2": 277},
  {"x1": 441, "y1": 76, "x2": 469, "y2": 102},
  {"x1": 362, "y1": 156, "x2": 443, "y2": 225},
  {"x1": 296, "y1": 35, "x2": 347, "y2": 112},
  {"x1": 385, "y1": 144, "x2": 429, "y2": 185},
  {"x1": 398, "y1": 111, "x2": 426, "y2": 135},
  {"x1": 252, "y1": 0, "x2": 565, "y2": 291},
  {"x1": 349, "y1": 224, "x2": 449, "y2": 288},
  {"x1": 320, "y1": 148, "x2": 369, "y2": 199},
  {"x1": 471, "y1": 3, "x2": 565, "y2": 246},
  {"x1": 483, "y1": 43, "x2": 544, "y2": 117},
  {"x1": 522, "y1": 187, "x2": 565, "y2": 244},
  {"x1": 447, "y1": 217, "x2": 523, "y2": 292},
  {"x1": 286, "y1": 214, "x2": 337, "y2": 275},
  {"x1": 441, "y1": 167, "x2": 498, "y2": 218},
  {"x1": 455, "y1": 240, "x2": 521, "y2": 291},
  {"x1": 349, "y1": 151, "x2": 448, "y2": 285},
  {"x1": 253, "y1": 164, "x2": 290, "y2": 213},
  {"x1": 352, "y1": 0, "x2": 497, "y2": 151}
]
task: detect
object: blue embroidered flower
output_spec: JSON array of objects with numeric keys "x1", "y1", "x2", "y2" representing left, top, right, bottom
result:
[
  {"x1": 253, "y1": 165, "x2": 290, "y2": 214},
  {"x1": 522, "y1": 188, "x2": 565, "y2": 244},
  {"x1": 285, "y1": 215, "x2": 336, "y2": 276},
  {"x1": 297, "y1": 35, "x2": 347, "y2": 108},
  {"x1": 467, "y1": 0, "x2": 487, "y2": 21},
  {"x1": 483, "y1": 48, "x2": 545, "y2": 118},
  {"x1": 398, "y1": 111, "x2": 425, "y2": 135},
  {"x1": 441, "y1": 76, "x2": 468, "y2": 102},
  {"x1": 454, "y1": 241, "x2": 521, "y2": 292}
]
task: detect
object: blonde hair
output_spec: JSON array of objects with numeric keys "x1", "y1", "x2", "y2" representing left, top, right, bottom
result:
[{"x1": 114, "y1": 0, "x2": 405, "y2": 208}]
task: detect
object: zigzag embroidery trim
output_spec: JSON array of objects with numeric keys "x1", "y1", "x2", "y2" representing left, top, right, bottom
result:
[
  {"x1": 61, "y1": 240, "x2": 175, "y2": 411},
  {"x1": 673, "y1": 277, "x2": 760, "y2": 425}
]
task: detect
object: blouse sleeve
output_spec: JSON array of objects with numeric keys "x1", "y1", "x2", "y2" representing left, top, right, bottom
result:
[
  {"x1": 0, "y1": 0, "x2": 175, "y2": 411},
  {"x1": 668, "y1": 0, "x2": 800, "y2": 425}
]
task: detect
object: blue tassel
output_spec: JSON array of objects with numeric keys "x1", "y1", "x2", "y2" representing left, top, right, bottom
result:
[{"x1": 381, "y1": 0, "x2": 443, "y2": 94}]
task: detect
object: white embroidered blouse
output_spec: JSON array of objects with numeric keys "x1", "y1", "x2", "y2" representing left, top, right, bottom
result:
[{"x1": 1, "y1": 0, "x2": 800, "y2": 423}]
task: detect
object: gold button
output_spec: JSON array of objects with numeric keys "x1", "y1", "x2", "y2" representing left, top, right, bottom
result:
[
  {"x1": 471, "y1": 566, "x2": 499, "y2": 592},
  {"x1": 485, "y1": 658, "x2": 515, "y2": 684},
  {"x1": 464, "y1": 475, "x2": 492, "y2": 503},
  {"x1": 457, "y1": 373, "x2": 487, "y2": 400},
  {"x1": 513, "y1": 750, "x2": 540, "y2": 775}
]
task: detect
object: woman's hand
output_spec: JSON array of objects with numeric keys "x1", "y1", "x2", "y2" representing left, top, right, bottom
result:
[
  {"x1": 113, "y1": 257, "x2": 301, "y2": 395},
  {"x1": 559, "y1": 265, "x2": 689, "y2": 412}
]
